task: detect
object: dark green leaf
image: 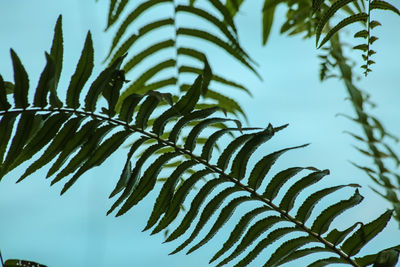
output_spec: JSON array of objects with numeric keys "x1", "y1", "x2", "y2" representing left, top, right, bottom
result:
[
  {"x1": 264, "y1": 236, "x2": 318, "y2": 267},
  {"x1": 234, "y1": 227, "x2": 302, "y2": 267},
  {"x1": 18, "y1": 116, "x2": 84, "y2": 181},
  {"x1": 0, "y1": 113, "x2": 17, "y2": 163},
  {"x1": 84, "y1": 54, "x2": 127, "y2": 112},
  {"x1": 109, "y1": 137, "x2": 149, "y2": 198},
  {"x1": 325, "y1": 222, "x2": 362, "y2": 246},
  {"x1": 152, "y1": 169, "x2": 214, "y2": 235},
  {"x1": 13, "y1": 113, "x2": 70, "y2": 181},
  {"x1": 0, "y1": 75, "x2": 11, "y2": 110},
  {"x1": 188, "y1": 196, "x2": 254, "y2": 254},
  {"x1": 165, "y1": 177, "x2": 229, "y2": 242},
  {"x1": 66, "y1": 31, "x2": 94, "y2": 109},
  {"x1": 279, "y1": 169, "x2": 329, "y2": 212},
  {"x1": 50, "y1": 14, "x2": 63, "y2": 89},
  {"x1": 248, "y1": 144, "x2": 308, "y2": 190},
  {"x1": 144, "y1": 160, "x2": 198, "y2": 231},
  {"x1": 46, "y1": 119, "x2": 101, "y2": 178},
  {"x1": 170, "y1": 186, "x2": 241, "y2": 255},
  {"x1": 217, "y1": 215, "x2": 285, "y2": 266},
  {"x1": 134, "y1": 94, "x2": 160, "y2": 129},
  {"x1": 112, "y1": 152, "x2": 179, "y2": 213},
  {"x1": 51, "y1": 124, "x2": 114, "y2": 185},
  {"x1": 10, "y1": 49, "x2": 29, "y2": 109},
  {"x1": 168, "y1": 107, "x2": 219, "y2": 143},
  {"x1": 311, "y1": 189, "x2": 363, "y2": 234},
  {"x1": 210, "y1": 206, "x2": 270, "y2": 263},
  {"x1": 296, "y1": 184, "x2": 360, "y2": 223},
  {"x1": 229, "y1": 124, "x2": 275, "y2": 180},
  {"x1": 341, "y1": 210, "x2": 392, "y2": 256}
]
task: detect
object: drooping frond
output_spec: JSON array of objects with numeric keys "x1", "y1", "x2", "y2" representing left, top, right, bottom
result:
[{"x1": 0, "y1": 16, "x2": 397, "y2": 266}]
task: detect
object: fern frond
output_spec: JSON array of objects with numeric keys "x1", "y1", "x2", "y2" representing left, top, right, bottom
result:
[{"x1": 1, "y1": 14, "x2": 398, "y2": 267}]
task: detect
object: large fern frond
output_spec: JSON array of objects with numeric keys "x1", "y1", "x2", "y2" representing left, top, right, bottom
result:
[
  {"x1": 104, "y1": 0, "x2": 258, "y2": 121},
  {"x1": 0, "y1": 15, "x2": 398, "y2": 266}
]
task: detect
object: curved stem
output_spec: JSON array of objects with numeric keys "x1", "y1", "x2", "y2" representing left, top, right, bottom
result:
[{"x1": 0, "y1": 106, "x2": 359, "y2": 266}]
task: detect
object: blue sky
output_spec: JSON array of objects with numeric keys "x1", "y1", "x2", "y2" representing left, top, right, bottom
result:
[{"x1": 0, "y1": 1, "x2": 399, "y2": 266}]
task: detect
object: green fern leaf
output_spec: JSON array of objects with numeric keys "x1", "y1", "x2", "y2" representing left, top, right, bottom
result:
[
  {"x1": 264, "y1": 236, "x2": 319, "y2": 267},
  {"x1": 262, "y1": 167, "x2": 311, "y2": 201},
  {"x1": 184, "y1": 118, "x2": 234, "y2": 152},
  {"x1": 12, "y1": 113, "x2": 70, "y2": 181},
  {"x1": 118, "y1": 94, "x2": 142, "y2": 123},
  {"x1": 118, "y1": 58, "x2": 176, "y2": 106},
  {"x1": 229, "y1": 124, "x2": 275, "y2": 180},
  {"x1": 115, "y1": 152, "x2": 180, "y2": 214},
  {"x1": 205, "y1": 89, "x2": 246, "y2": 119},
  {"x1": 208, "y1": 0, "x2": 237, "y2": 34},
  {"x1": 0, "y1": 113, "x2": 42, "y2": 177},
  {"x1": 66, "y1": 31, "x2": 94, "y2": 109},
  {"x1": 10, "y1": 49, "x2": 29, "y2": 109},
  {"x1": 316, "y1": 0, "x2": 355, "y2": 46},
  {"x1": 170, "y1": 186, "x2": 241, "y2": 255},
  {"x1": 61, "y1": 130, "x2": 132, "y2": 194},
  {"x1": 279, "y1": 169, "x2": 330, "y2": 212},
  {"x1": 0, "y1": 75, "x2": 11, "y2": 110},
  {"x1": 308, "y1": 257, "x2": 348, "y2": 266},
  {"x1": 354, "y1": 29, "x2": 369, "y2": 38},
  {"x1": 144, "y1": 160, "x2": 198, "y2": 231},
  {"x1": 33, "y1": 53, "x2": 55, "y2": 108},
  {"x1": 102, "y1": 70, "x2": 127, "y2": 117},
  {"x1": 50, "y1": 14, "x2": 63, "y2": 89},
  {"x1": 164, "y1": 177, "x2": 229, "y2": 242},
  {"x1": 318, "y1": 13, "x2": 368, "y2": 48},
  {"x1": 188, "y1": 196, "x2": 255, "y2": 254},
  {"x1": 234, "y1": 227, "x2": 302, "y2": 267},
  {"x1": 201, "y1": 128, "x2": 259, "y2": 162},
  {"x1": 51, "y1": 124, "x2": 114, "y2": 185},
  {"x1": 107, "y1": 18, "x2": 174, "y2": 63},
  {"x1": 217, "y1": 215, "x2": 285, "y2": 266},
  {"x1": 106, "y1": 0, "x2": 129, "y2": 28},
  {"x1": 217, "y1": 132, "x2": 255, "y2": 171},
  {"x1": 108, "y1": 0, "x2": 171, "y2": 56},
  {"x1": 311, "y1": 189, "x2": 364, "y2": 234},
  {"x1": 84, "y1": 54, "x2": 127, "y2": 112},
  {"x1": 152, "y1": 74, "x2": 204, "y2": 136},
  {"x1": 295, "y1": 184, "x2": 360, "y2": 223},
  {"x1": 177, "y1": 28, "x2": 258, "y2": 76},
  {"x1": 134, "y1": 94, "x2": 160, "y2": 129},
  {"x1": 341, "y1": 210, "x2": 393, "y2": 256},
  {"x1": 262, "y1": 0, "x2": 277, "y2": 45},
  {"x1": 325, "y1": 221, "x2": 362, "y2": 246},
  {"x1": 123, "y1": 39, "x2": 174, "y2": 72},
  {"x1": 371, "y1": 0, "x2": 400, "y2": 16},
  {"x1": 110, "y1": 138, "x2": 149, "y2": 198},
  {"x1": 210, "y1": 206, "x2": 271, "y2": 263},
  {"x1": 0, "y1": 113, "x2": 17, "y2": 164},
  {"x1": 278, "y1": 246, "x2": 331, "y2": 265},
  {"x1": 248, "y1": 144, "x2": 308, "y2": 190},
  {"x1": 151, "y1": 169, "x2": 214, "y2": 235},
  {"x1": 312, "y1": 0, "x2": 325, "y2": 13},
  {"x1": 179, "y1": 65, "x2": 252, "y2": 96},
  {"x1": 108, "y1": 143, "x2": 163, "y2": 215},
  {"x1": 168, "y1": 107, "x2": 219, "y2": 143},
  {"x1": 18, "y1": 116, "x2": 84, "y2": 181},
  {"x1": 176, "y1": 5, "x2": 241, "y2": 51},
  {"x1": 46, "y1": 119, "x2": 101, "y2": 178}
]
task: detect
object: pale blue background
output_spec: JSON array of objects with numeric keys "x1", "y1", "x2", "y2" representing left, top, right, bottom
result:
[{"x1": 0, "y1": 1, "x2": 399, "y2": 266}]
